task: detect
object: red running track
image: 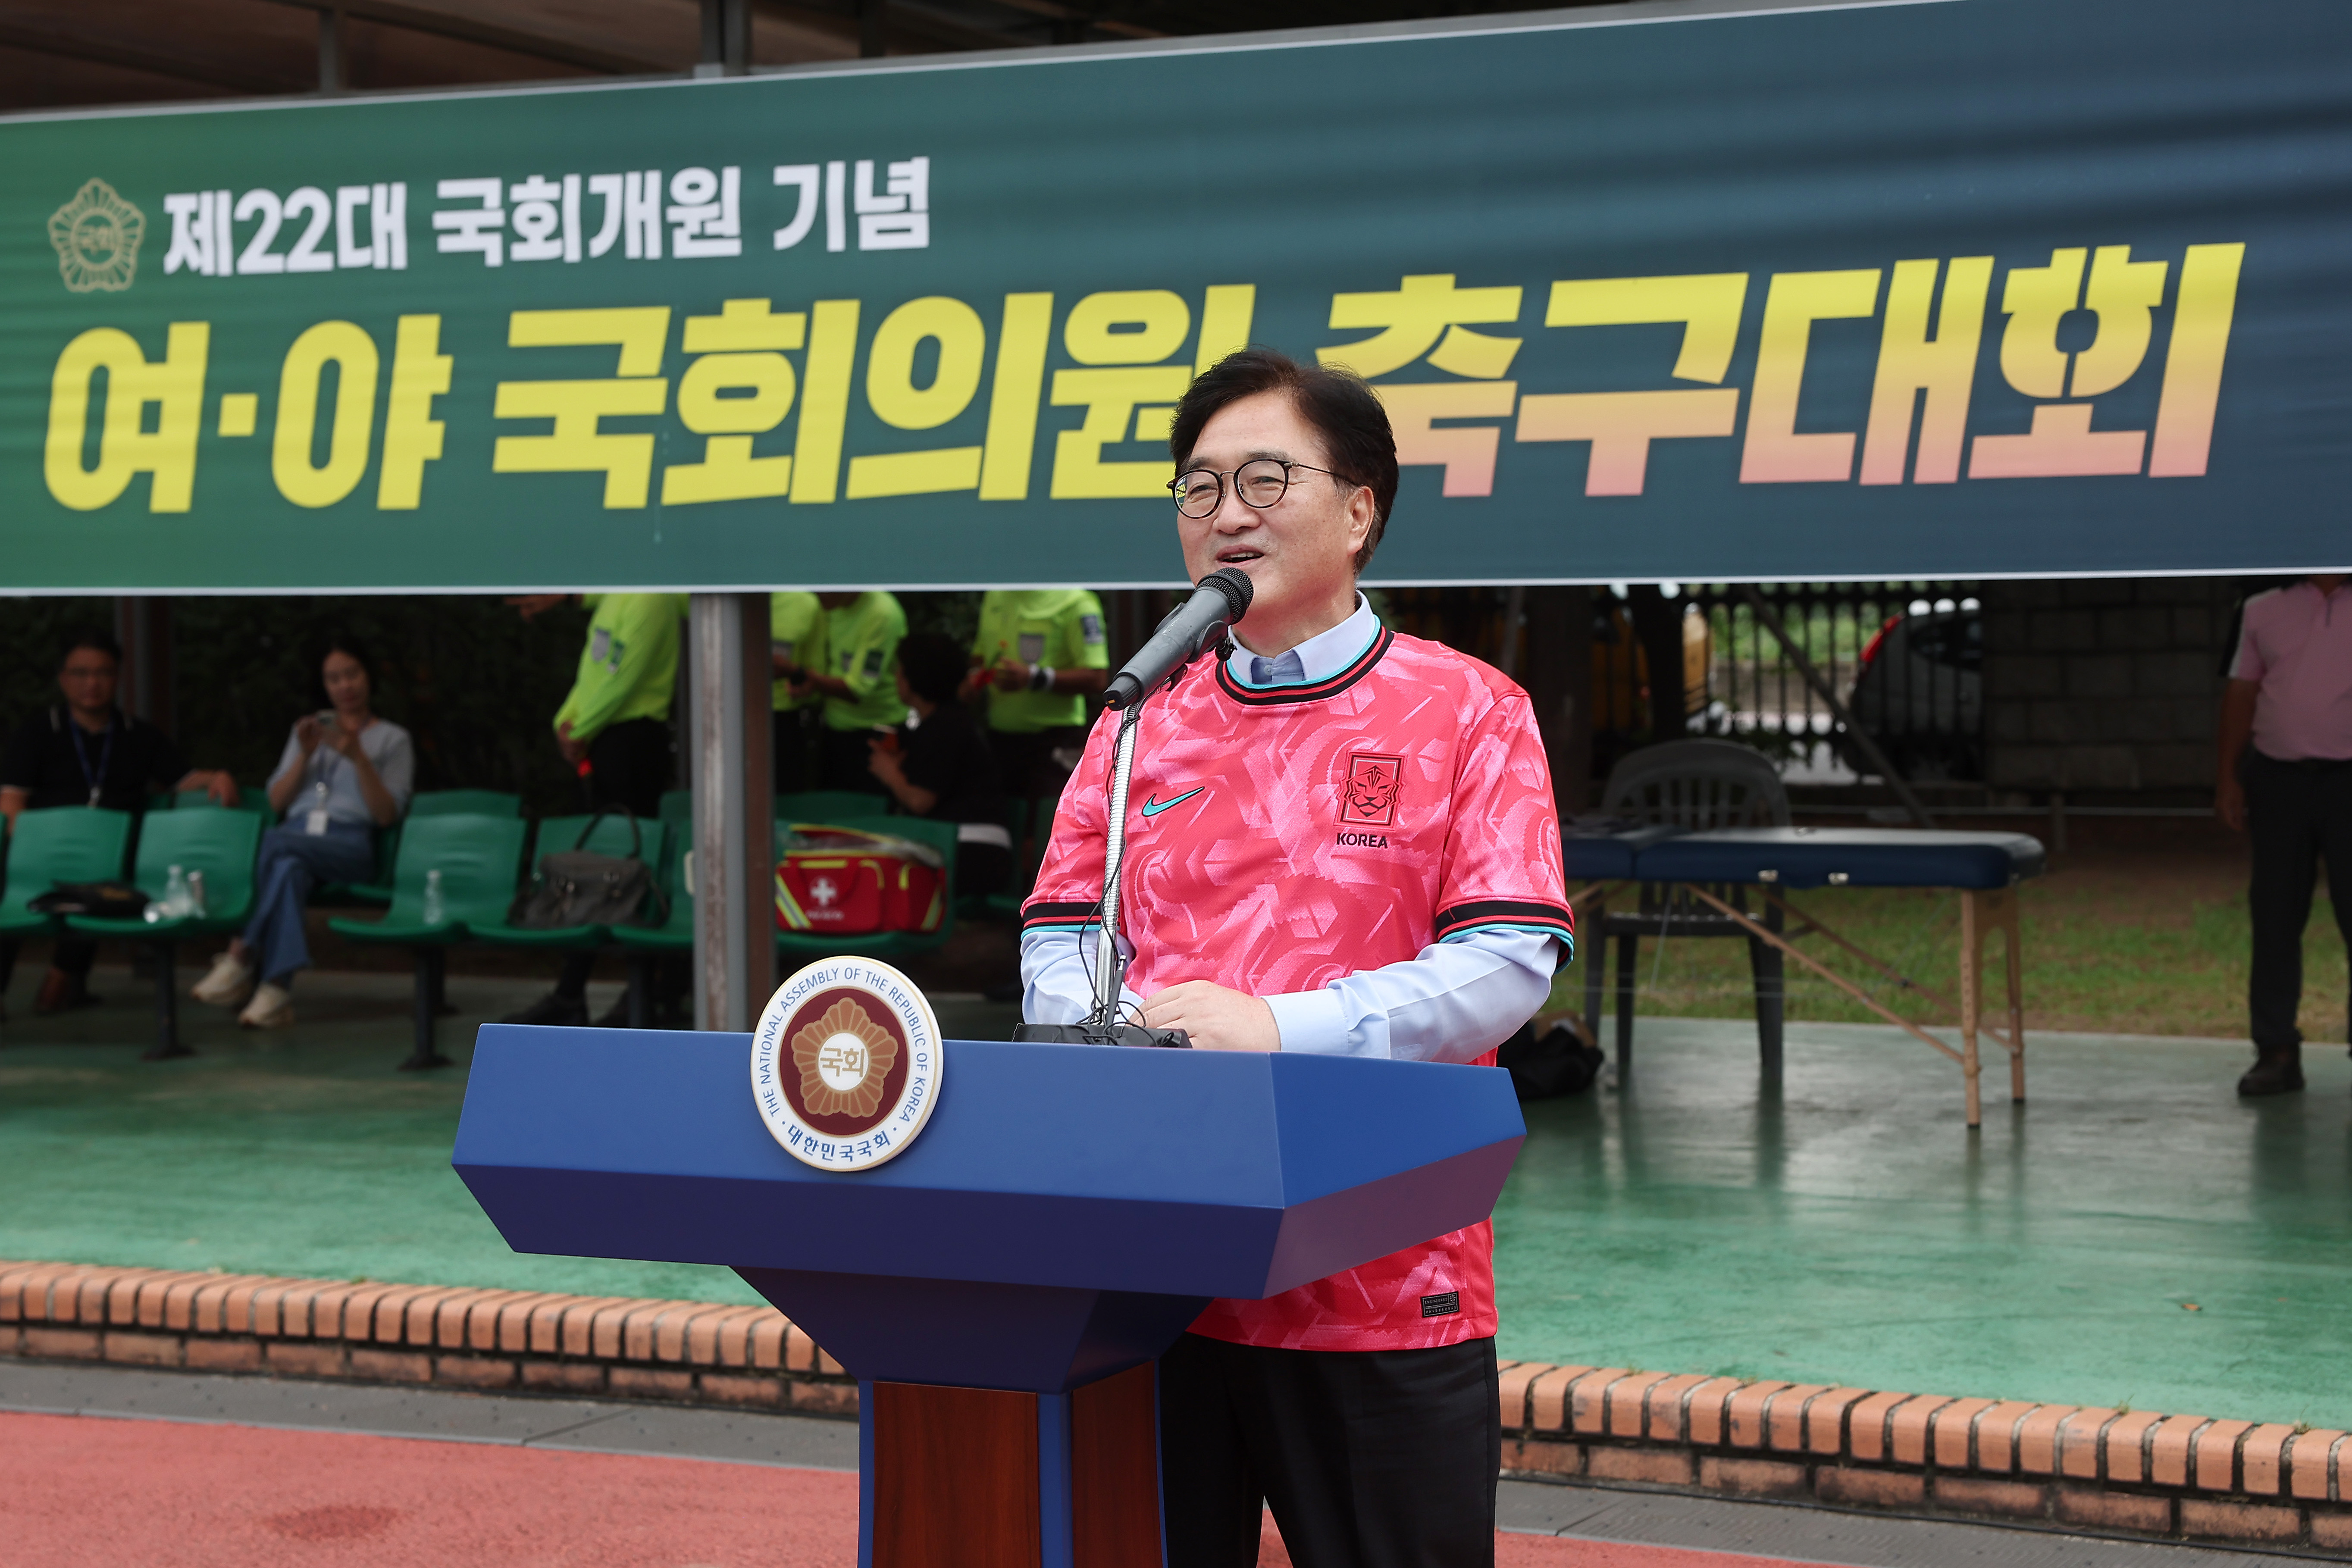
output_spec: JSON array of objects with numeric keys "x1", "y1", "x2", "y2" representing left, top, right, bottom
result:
[{"x1": 0, "y1": 1410, "x2": 1828, "y2": 1567}]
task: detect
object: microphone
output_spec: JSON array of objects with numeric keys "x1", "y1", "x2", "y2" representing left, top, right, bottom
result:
[{"x1": 1103, "y1": 568, "x2": 1253, "y2": 709}]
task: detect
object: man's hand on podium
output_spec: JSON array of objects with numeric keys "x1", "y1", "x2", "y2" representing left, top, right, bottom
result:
[{"x1": 1139, "y1": 981, "x2": 1279, "y2": 1052}]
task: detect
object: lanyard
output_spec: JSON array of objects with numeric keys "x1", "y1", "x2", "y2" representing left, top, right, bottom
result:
[{"x1": 69, "y1": 714, "x2": 116, "y2": 809}]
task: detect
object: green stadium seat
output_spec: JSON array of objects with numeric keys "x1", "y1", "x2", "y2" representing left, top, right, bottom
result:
[
  {"x1": 774, "y1": 814, "x2": 957, "y2": 965},
  {"x1": 0, "y1": 807, "x2": 134, "y2": 942},
  {"x1": 328, "y1": 813, "x2": 528, "y2": 1071},
  {"x1": 473, "y1": 813, "x2": 662, "y2": 954},
  {"x1": 407, "y1": 789, "x2": 523, "y2": 819},
  {"x1": 66, "y1": 807, "x2": 263, "y2": 1061},
  {"x1": 776, "y1": 790, "x2": 890, "y2": 826},
  {"x1": 611, "y1": 823, "x2": 692, "y2": 1027}
]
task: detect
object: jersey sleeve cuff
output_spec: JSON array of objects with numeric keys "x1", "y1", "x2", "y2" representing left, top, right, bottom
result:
[
  {"x1": 1020, "y1": 899, "x2": 1099, "y2": 933},
  {"x1": 1264, "y1": 987, "x2": 1350, "y2": 1056}
]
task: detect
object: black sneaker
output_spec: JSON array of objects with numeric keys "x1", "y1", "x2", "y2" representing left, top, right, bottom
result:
[
  {"x1": 500, "y1": 991, "x2": 589, "y2": 1027},
  {"x1": 2237, "y1": 1051, "x2": 2305, "y2": 1097}
]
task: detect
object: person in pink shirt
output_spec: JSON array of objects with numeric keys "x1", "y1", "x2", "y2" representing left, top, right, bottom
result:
[
  {"x1": 1023, "y1": 349, "x2": 1571, "y2": 1568},
  {"x1": 2216, "y1": 573, "x2": 2352, "y2": 1095}
]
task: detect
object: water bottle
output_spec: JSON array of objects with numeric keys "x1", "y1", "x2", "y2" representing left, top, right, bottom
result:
[
  {"x1": 160, "y1": 864, "x2": 191, "y2": 920},
  {"x1": 186, "y1": 869, "x2": 208, "y2": 919},
  {"x1": 422, "y1": 868, "x2": 446, "y2": 927}
]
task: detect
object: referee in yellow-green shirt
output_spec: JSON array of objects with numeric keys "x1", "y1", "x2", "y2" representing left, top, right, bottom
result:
[
  {"x1": 770, "y1": 591, "x2": 827, "y2": 795},
  {"x1": 504, "y1": 590, "x2": 686, "y2": 1027},
  {"x1": 794, "y1": 592, "x2": 908, "y2": 794},
  {"x1": 965, "y1": 589, "x2": 1110, "y2": 803}
]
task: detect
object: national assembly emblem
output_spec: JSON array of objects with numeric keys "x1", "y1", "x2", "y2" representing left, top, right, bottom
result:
[
  {"x1": 751, "y1": 957, "x2": 941, "y2": 1171},
  {"x1": 48, "y1": 179, "x2": 144, "y2": 294}
]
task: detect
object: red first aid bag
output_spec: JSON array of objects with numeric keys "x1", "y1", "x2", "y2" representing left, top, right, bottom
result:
[{"x1": 775, "y1": 825, "x2": 946, "y2": 936}]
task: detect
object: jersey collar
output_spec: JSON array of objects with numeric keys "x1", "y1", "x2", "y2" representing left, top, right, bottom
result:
[{"x1": 1216, "y1": 595, "x2": 1391, "y2": 707}]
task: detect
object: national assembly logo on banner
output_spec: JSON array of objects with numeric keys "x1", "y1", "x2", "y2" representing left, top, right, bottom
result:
[
  {"x1": 751, "y1": 957, "x2": 940, "y2": 1171},
  {"x1": 47, "y1": 179, "x2": 143, "y2": 294}
]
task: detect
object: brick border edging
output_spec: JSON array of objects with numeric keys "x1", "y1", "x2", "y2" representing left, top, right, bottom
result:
[
  {"x1": 6, "y1": 1263, "x2": 2345, "y2": 1553},
  {"x1": 0, "y1": 1260, "x2": 858, "y2": 1417},
  {"x1": 1496, "y1": 1361, "x2": 2352, "y2": 1554}
]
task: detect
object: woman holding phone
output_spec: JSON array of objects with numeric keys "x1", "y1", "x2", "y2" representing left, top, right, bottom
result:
[{"x1": 192, "y1": 636, "x2": 413, "y2": 1028}]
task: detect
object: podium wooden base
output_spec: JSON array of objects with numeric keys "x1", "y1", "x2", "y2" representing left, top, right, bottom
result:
[{"x1": 862, "y1": 1363, "x2": 1162, "y2": 1568}]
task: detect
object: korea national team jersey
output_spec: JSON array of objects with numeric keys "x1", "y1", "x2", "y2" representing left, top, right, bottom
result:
[{"x1": 1024, "y1": 623, "x2": 1572, "y2": 1352}]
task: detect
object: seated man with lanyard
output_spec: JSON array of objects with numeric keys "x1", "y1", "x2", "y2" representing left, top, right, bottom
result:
[
  {"x1": 0, "y1": 627, "x2": 239, "y2": 1016},
  {"x1": 1021, "y1": 349, "x2": 1572, "y2": 1568}
]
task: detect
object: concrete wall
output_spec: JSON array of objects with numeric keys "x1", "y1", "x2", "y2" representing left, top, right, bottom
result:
[{"x1": 1982, "y1": 576, "x2": 2244, "y2": 796}]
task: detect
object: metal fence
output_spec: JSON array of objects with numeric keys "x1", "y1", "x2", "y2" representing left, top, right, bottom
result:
[{"x1": 1595, "y1": 582, "x2": 1986, "y2": 783}]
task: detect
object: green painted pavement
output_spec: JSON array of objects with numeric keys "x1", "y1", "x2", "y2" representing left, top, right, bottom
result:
[
  {"x1": 1494, "y1": 1017, "x2": 2352, "y2": 1432},
  {"x1": 1, "y1": 970, "x2": 2342, "y2": 1430}
]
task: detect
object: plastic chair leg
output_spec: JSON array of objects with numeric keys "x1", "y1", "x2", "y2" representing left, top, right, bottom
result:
[
  {"x1": 1614, "y1": 933, "x2": 1639, "y2": 1080},
  {"x1": 142, "y1": 941, "x2": 191, "y2": 1061},
  {"x1": 402, "y1": 948, "x2": 452, "y2": 1071},
  {"x1": 1749, "y1": 935, "x2": 1785, "y2": 1087}
]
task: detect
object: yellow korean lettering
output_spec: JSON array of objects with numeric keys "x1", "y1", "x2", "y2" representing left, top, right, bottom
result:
[
  {"x1": 44, "y1": 322, "x2": 208, "y2": 512},
  {"x1": 376, "y1": 314, "x2": 451, "y2": 509},
  {"x1": 273, "y1": 320, "x2": 379, "y2": 509},
  {"x1": 1046, "y1": 290, "x2": 1203, "y2": 499},
  {"x1": 1319, "y1": 275, "x2": 1522, "y2": 380},
  {"x1": 1739, "y1": 269, "x2": 1880, "y2": 484},
  {"x1": 218, "y1": 394, "x2": 257, "y2": 438},
  {"x1": 1065, "y1": 290, "x2": 1190, "y2": 366},
  {"x1": 2149, "y1": 243, "x2": 2246, "y2": 479},
  {"x1": 493, "y1": 307, "x2": 672, "y2": 508},
  {"x1": 789, "y1": 300, "x2": 859, "y2": 504},
  {"x1": 1995, "y1": 248, "x2": 2085, "y2": 400},
  {"x1": 663, "y1": 299, "x2": 806, "y2": 506},
  {"x1": 2070, "y1": 246, "x2": 2168, "y2": 397},
  {"x1": 1859, "y1": 257, "x2": 1992, "y2": 485},
  {"x1": 845, "y1": 296, "x2": 987, "y2": 500},
  {"x1": 1517, "y1": 274, "x2": 1747, "y2": 496},
  {"x1": 979, "y1": 292, "x2": 1052, "y2": 501},
  {"x1": 1970, "y1": 246, "x2": 2165, "y2": 480},
  {"x1": 1049, "y1": 366, "x2": 1192, "y2": 498}
]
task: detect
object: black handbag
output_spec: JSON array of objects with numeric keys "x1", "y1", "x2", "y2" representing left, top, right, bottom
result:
[
  {"x1": 510, "y1": 813, "x2": 664, "y2": 930},
  {"x1": 30, "y1": 880, "x2": 149, "y2": 918}
]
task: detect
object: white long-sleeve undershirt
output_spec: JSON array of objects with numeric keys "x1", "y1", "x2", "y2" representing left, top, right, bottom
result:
[{"x1": 1018, "y1": 925, "x2": 1560, "y2": 1063}]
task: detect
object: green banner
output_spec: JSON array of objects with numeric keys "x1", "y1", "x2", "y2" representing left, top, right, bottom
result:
[{"x1": 4, "y1": 0, "x2": 2345, "y2": 591}]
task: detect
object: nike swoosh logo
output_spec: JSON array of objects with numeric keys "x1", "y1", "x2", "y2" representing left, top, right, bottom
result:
[{"x1": 1139, "y1": 786, "x2": 1206, "y2": 819}]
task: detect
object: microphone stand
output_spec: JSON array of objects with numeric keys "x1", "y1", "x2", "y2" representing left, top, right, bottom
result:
[{"x1": 1012, "y1": 657, "x2": 1205, "y2": 1050}]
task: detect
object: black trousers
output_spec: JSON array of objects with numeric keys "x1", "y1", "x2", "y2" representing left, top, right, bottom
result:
[
  {"x1": 555, "y1": 717, "x2": 671, "y2": 1001},
  {"x1": 0, "y1": 936, "x2": 94, "y2": 995},
  {"x1": 818, "y1": 727, "x2": 890, "y2": 795},
  {"x1": 2245, "y1": 750, "x2": 2352, "y2": 1053},
  {"x1": 1157, "y1": 1332, "x2": 1500, "y2": 1568}
]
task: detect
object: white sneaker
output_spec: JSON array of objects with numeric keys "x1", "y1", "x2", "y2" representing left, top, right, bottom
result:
[
  {"x1": 238, "y1": 982, "x2": 295, "y2": 1030},
  {"x1": 192, "y1": 951, "x2": 256, "y2": 1008}
]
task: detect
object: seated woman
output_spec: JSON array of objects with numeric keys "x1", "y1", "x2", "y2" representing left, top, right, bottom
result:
[
  {"x1": 866, "y1": 632, "x2": 1012, "y2": 898},
  {"x1": 193, "y1": 638, "x2": 414, "y2": 1028}
]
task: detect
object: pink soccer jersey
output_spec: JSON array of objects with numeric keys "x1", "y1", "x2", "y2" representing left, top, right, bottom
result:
[{"x1": 1024, "y1": 625, "x2": 1571, "y2": 1352}]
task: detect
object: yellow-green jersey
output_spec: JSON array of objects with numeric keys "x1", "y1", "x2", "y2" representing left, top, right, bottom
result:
[
  {"x1": 554, "y1": 593, "x2": 686, "y2": 742},
  {"x1": 770, "y1": 592, "x2": 827, "y2": 712},
  {"x1": 973, "y1": 589, "x2": 1110, "y2": 734},
  {"x1": 822, "y1": 592, "x2": 909, "y2": 731}
]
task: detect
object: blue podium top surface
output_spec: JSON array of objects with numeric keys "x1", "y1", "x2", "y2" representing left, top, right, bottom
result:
[
  {"x1": 455, "y1": 1028, "x2": 1524, "y2": 1302},
  {"x1": 1635, "y1": 827, "x2": 2046, "y2": 890}
]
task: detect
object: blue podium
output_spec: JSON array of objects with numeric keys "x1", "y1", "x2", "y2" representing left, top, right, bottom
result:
[{"x1": 455, "y1": 1025, "x2": 1525, "y2": 1568}]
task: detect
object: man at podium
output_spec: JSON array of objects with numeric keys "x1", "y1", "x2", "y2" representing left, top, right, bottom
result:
[{"x1": 1021, "y1": 348, "x2": 1573, "y2": 1568}]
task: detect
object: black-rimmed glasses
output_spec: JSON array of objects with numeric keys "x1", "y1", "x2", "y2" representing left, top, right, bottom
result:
[{"x1": 1170, "y1": 458, "x2": 1353, "y2": 519}]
